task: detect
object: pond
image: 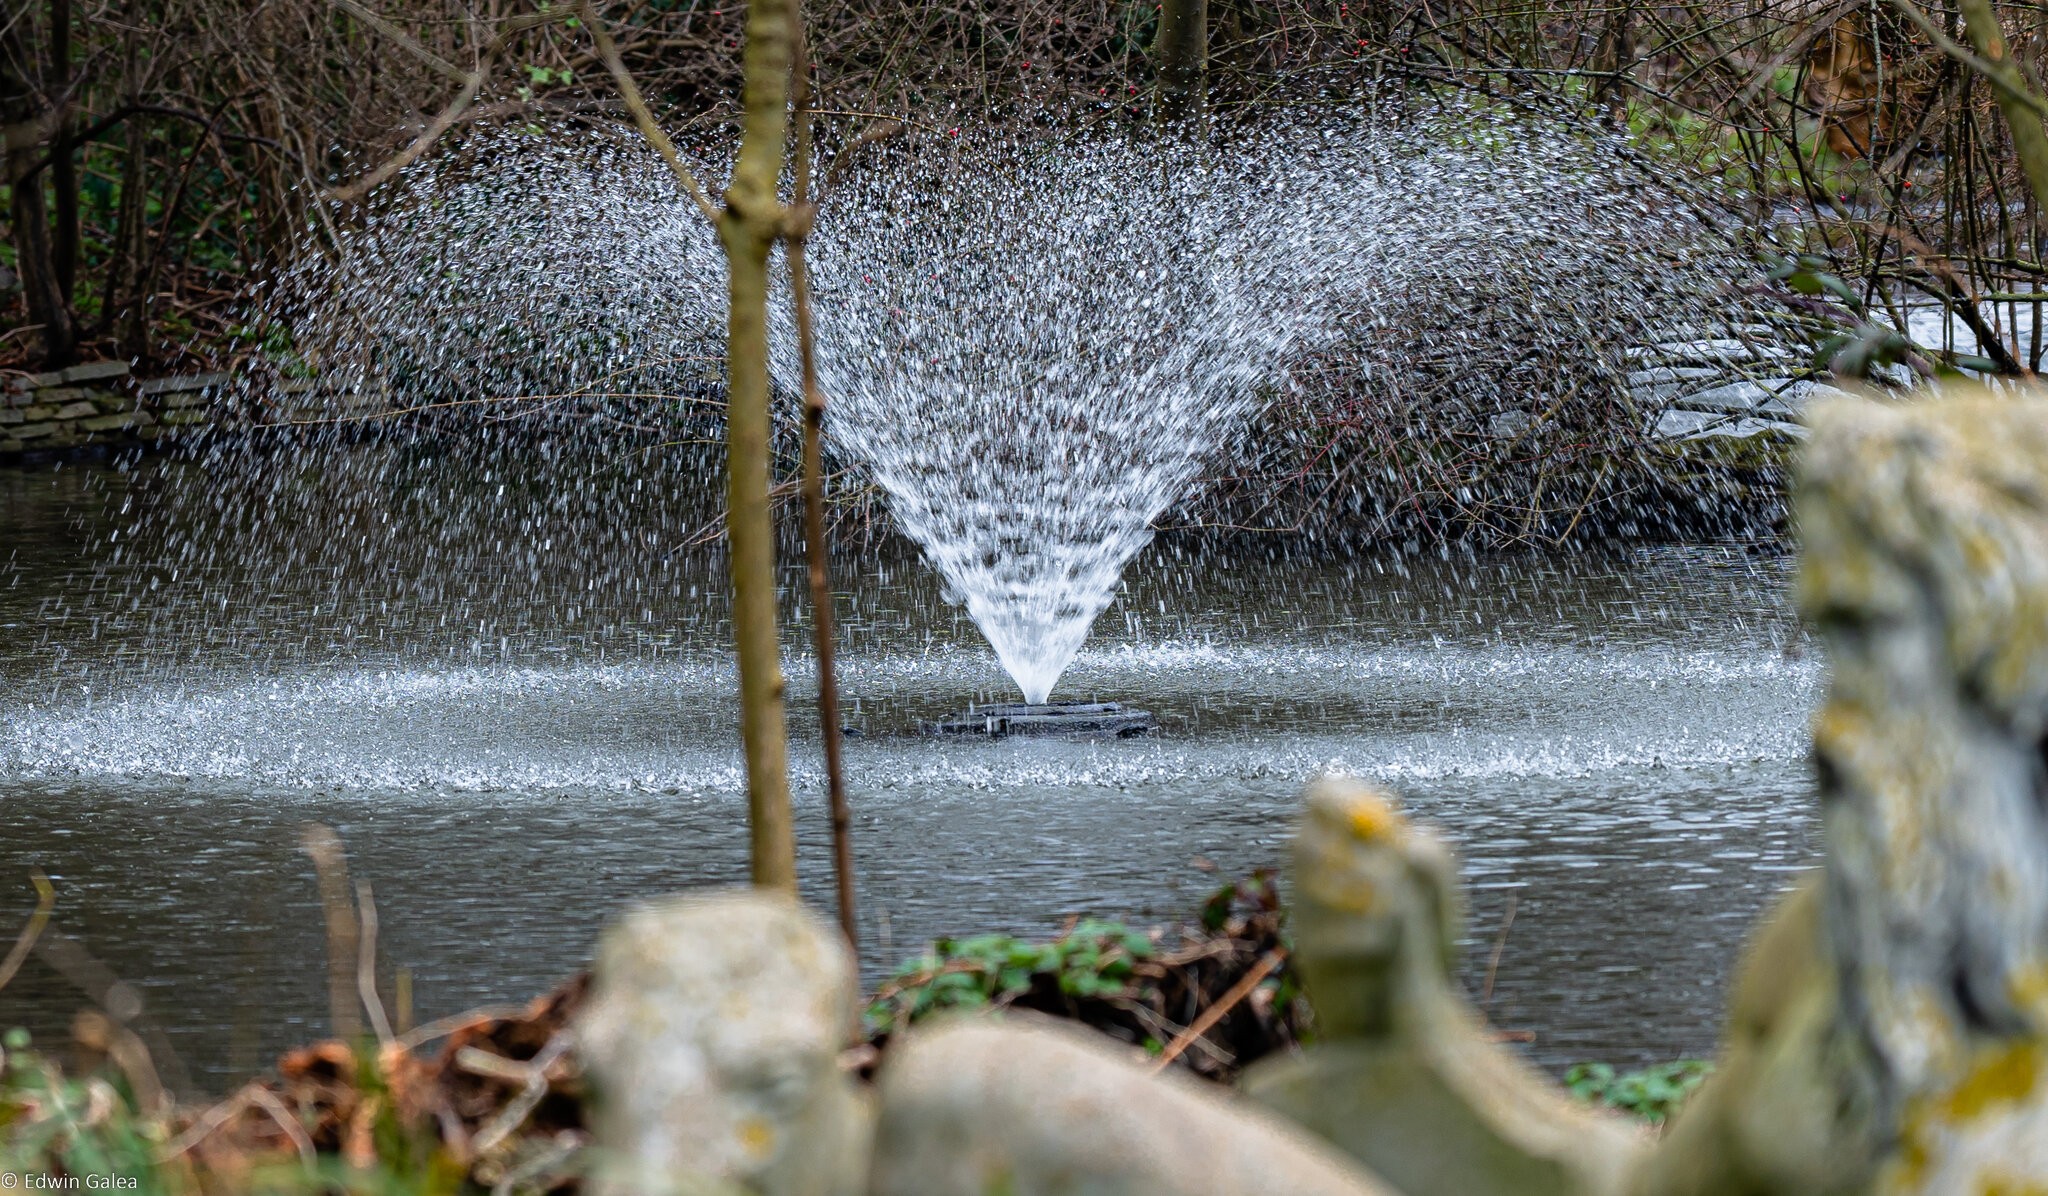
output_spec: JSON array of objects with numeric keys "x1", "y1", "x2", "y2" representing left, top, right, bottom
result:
[{"x1": 0, "y1": 449, "x2": 1817, "y2": 1092}]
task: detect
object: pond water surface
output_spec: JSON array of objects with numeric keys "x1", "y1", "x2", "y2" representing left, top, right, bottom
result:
[{"x1": 0, "y1": 451, "x2": 1818, "y2": 1092}]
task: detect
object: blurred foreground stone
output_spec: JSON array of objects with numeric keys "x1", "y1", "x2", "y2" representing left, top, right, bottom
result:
[
  {"x1": 870, "y1": 1017, "x2": 1393, "y2": 1195},
  {"x1": 578, "y1": 891, "x2": 870, "y2": 1196},
  {"x1": 1636, "y1": 390, "x2": 2048, "y2": 1195},
  {"x1": 1245, "y1": 779, "x2": 1646, "y2": 1196}
]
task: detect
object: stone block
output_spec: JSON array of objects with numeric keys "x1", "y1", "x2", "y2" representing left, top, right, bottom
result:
[
  {"x1": 159, "y1": 409, "x2": 210, "y2": 427},
  {"x1": 0, "y1": 410, "x2": 22, "y2": 426},
  {"x1": 60, "y1": 360, "x2": 130, "y2": 383},
  {"x1": 578, "y1": 890, "x2": 869, "y2": 1196},
  {"x1": 10, "y1": 370, "x2": 66, "y2": 391},
  {"x1": 38, "y1": 387, "x2": 85, "y2": 405},
  {"x1": 81, "y1": 412, "x2": 150, "y2": 433},
  {"x1": 91, "y1": 394, "x2": 131, "y2": 414},
  {"x1": 19, "y1": 405, "x2": 58, "y2": 422},
  {"x1": 0, "y1": 439, "x2": 21, "y2": 454},
  {"x1": 137, "y1": 372, "x2": 230, "y2": 396},
  {"x1": 870, "y1": 1017, "x2": 1394, "y2": 1196},
  {"x1": 157, "y1": 390, "x2": 209, "y2": 410},
  {"x1": 13, "y1": 422, "x2": 59, "y2": 440},
  {"x1": 53, "y1": 401, "x2": 98, "y2": 421}
]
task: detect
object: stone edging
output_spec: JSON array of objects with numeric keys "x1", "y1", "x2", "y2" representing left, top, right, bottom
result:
[{"x1": 1, "y1": 361, "x2": 228, "y2": 459}]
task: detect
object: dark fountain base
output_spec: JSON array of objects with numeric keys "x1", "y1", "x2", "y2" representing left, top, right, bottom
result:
[{"x1": 929, "y1": 701, "x2": 1155, "y2": 739}]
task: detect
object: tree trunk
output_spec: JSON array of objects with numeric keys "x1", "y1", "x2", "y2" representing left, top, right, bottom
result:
[
  {"x1": 1, "y1": 9, "x2": 77, "y2": 369},
  {"x1": 721, "y1": 0, "x2": 799, "y2": 892},
  {"x1": 51, "y1": 0, "x2": 78, "y2": 303},
  {"x1": 1156, "y1": 0, "x2": 1208, "y2": 125},
  {"x1": 107, "y1": 113, "x2": 150, "y2": 359}
]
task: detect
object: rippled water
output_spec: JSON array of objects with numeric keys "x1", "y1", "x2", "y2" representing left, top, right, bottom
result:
[{"x1": 0, "y1": 456, "x2": 1817, "y2": 1091}]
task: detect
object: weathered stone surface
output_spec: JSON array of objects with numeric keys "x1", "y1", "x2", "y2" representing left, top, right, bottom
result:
[
  {"x1": 1802, "y1": 390, "x2": 2048, "y2": 1193},
  {"x1": 60, "y1": 360, "x2": 130, "y2": 383},
  {"x1": 137, "y1": 371, "x2": 230, "y2": 395},
  {"x1": 159, "y1": 408, "x2": 210, "y2": 426},
  {"x1": 869, "y1": 1016, "x2": 1393, "y2": 1196},
  {"x1": 577, "y1": 889, "x2": 868, "y2": 1196},
  {"x1": 81, "y1": 411, "x2": 152, "y2": 433},
  {"x1": 14, "y1": 423, "x2": 59, "y2": 440},
  {"x1": 0, "y1": 410, "x2": 22, "y2": 426},
  {"x1": 1245, "y1": 778, "x2": 1645, "y2": 1196},
  {"x1": 53, "y1": 400, "x2": 98, "y2": 420},
  {"x1": 158, "y1": 390, "x2": 210, "y2": 410},
  {"x1": 91, "y1": 394, "x2": 131, "y2": 414},
  {"x1": 1655, "y1": 408, "x2": 1805, "y2": 441},
  {"x1": 17, "y1": 405, "x2": 56, "y2": 421},
  {"x1": 1631, "y1": 387, "x2": 2048, "y2": 1196}
]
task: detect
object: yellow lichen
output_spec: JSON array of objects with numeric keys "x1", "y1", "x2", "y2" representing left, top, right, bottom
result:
[
  {"x1": 1941, "y1": 1042, "x2": 2042, "y2": 1123},
  {"x1": 1341, "y1": 793, "x2": 1405, "y2": 844},
  {"x1": 737, "y1": 1115, "x2": 777, "y2": 1158}
]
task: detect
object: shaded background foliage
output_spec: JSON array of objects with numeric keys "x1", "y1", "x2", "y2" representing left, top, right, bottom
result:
[{"x1": 3, "y1": 0, "x2": 2044, "y2": 544}]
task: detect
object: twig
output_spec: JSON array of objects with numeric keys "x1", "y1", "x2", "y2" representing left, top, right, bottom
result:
[
  {"x1": 1148, "y1": 947, "x2": 1287, "y2": 1073},
  {"x1": 581, "y1": 0, "x2": 721, "y2": 224},
  {"x1": 246, "y1": 1084, "x2": 320, "y2": 1167},
  {"x1": 355, "y1": 880, "x2": 396, "y2": 1046},
  {"x1": 791, "y1": 16, "x2": 859, "y2": 958},
  {"x1": 326, "y1": 9, "x2": 578, "y2": 203},
  {"x1": 1481, "y1": 892, "x2": 1518, "y2": 1004},
  {"x1": 155, "y1": 1086, "x2": 257, "y2": 1162},
  {"x1": 300, "y1": 825, "x2": 363, "y2": 1041},
  {"x1": 397, "y1": 1004, "x2": 530, "y2": 1051},
  {"x1": 469, "y1": 1032, "x2": 575, "y2": 1154},
  {"x1": 0, "y1": 871, "x2": 56, "y2": 994}
]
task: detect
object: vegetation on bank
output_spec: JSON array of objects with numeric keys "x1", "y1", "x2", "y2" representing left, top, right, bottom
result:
[
  {"x1": 1, "y1": 869, "x2": 1711, "y2": 1192},
  {"x1": 6, "y1": 0, "x2": 2045, "y2": 379}
]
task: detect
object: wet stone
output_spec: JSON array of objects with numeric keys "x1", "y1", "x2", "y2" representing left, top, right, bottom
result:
[
  {"x1": 137, "y1": 372, "x2": 230, "y2": 396},
  {"x1": 81, "y1": 412, "x2": 151, "y2": 433},
  {"x1": 53, "y1": 401, "x2": 99, "y2": 421},
  {"x1": 61, "y1": 360, "x2": 130, "y2": 383}
]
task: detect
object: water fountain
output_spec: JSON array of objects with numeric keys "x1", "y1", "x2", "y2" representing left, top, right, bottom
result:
[
  {"x1": 206, "y1": 108, "x2": 1777, "y2": 734},
  {"x1": 793, "y1": 127, "x2": 1384, "y2": 729}
]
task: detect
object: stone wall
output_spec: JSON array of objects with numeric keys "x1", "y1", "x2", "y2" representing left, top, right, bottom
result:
[
  {"x1": 0, "y1": 363, "x2": 226, "y2": 459},
  {"x1": 0, "y1": 366, "x2": 390, "y2": 461}
]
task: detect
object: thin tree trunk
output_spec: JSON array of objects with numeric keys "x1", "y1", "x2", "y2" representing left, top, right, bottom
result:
[
  {"x1": 1951, "y1": 0, "x2": 2048, "y2": 219},
  {"x1": 722, "y1": 0, "x2": 799, "y2": 891},
  {"x1": 1157, "y1": 0, "x2": 1208, "y2": 125},
  {"x1": 2, "y1": 11, "x2": 77, "y2": 368},
  {"x1": 51, "y1": 0, "x2": 78, "y2": 304},
  {"x1": 790, "y1": 22, "x2": 857, "y2": 952},
  {"x1": 110, "y1": 113, "x2": 149, "y2": 358}
]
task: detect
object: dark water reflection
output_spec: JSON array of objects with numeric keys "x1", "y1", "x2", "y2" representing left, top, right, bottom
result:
[{"x1": 1, "y1": 454, "x2": 1817, "y2": 1092}]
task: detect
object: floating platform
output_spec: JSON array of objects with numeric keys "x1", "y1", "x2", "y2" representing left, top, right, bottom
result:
[{"x1": 929, "y1": 701, "x2": 1155, "y2": 739}]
